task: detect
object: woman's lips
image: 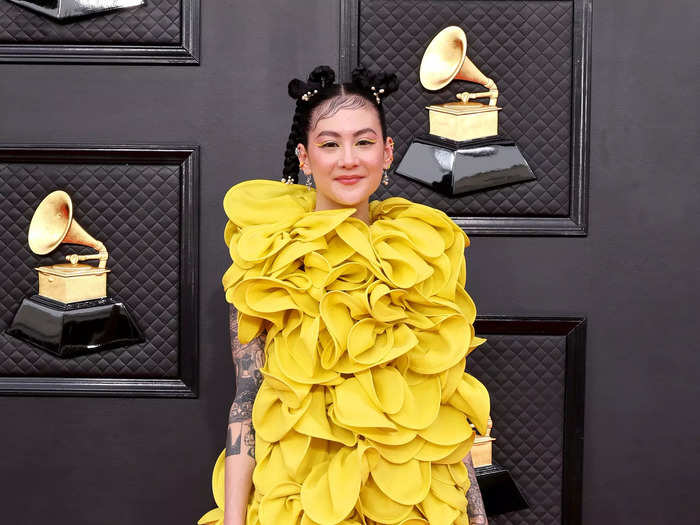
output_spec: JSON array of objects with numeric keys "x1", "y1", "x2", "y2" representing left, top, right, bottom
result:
[{"x1": 335, "y1": 175, "x2": 363, "y2": 185}]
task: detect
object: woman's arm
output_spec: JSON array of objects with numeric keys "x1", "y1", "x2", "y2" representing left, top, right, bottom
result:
[
  {"x1": 464, "y1": 451, "x2": 488, "y2": 525},
  {"x1": 223, "y1": 304, "x2": 265, "y2": 525}
]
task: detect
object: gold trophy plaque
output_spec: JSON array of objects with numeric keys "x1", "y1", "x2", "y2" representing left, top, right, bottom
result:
[
  {"x1": 6, "y1": 190, "x2": 144, "y2": 358},
  {"x1": 395, "y1": 26, "x2": 536, "y2": 197}
]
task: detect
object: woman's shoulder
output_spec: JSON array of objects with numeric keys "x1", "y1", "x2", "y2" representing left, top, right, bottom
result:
[
  {"x1": 370, "y1": 195, "x2": 470, "y2": 247},
  {"x1": 221, "y1": 179, "x2": 469, "y2": 248},
  {"x1": 223, "y1": 179, "x2": 314, "y2": 229}
]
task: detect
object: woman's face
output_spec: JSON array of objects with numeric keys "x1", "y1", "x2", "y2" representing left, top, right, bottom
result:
[{"x1": 296, "y1": 101, "x2": 393, "y2": 219}]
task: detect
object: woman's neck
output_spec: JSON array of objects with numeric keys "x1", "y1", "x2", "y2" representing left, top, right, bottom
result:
[{"x1": 314, "y1": 194, "x2": 371, "y2": 224}]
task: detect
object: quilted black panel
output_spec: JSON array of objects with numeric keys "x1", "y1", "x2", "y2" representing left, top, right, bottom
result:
[
  {"x1": 0, "y1": 162, "x2": 180, "y2": 378},
  {"x1": 0, "y1": 0, "x2": 180, "y2": 44},
  {"x1": 359, "y1": 0, "x2": 573, "y2": 217},
  {"x1": 468, "y1": 334, "x2": 566, "y2": 524}
]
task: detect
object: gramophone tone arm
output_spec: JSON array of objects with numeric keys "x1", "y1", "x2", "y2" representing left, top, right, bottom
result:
[
  {"x1": 456, "y1": 88, "x2": 499, "y2": 107},
  {"x1": 456, "y1": 76, "x2": 498, "y2": 106},
  {"x1": 65, "y1": 242, "x2": 109, "y2": 269}
]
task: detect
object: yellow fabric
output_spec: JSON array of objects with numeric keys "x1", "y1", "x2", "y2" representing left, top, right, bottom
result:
[{"x1": 200, "y1": 180, "x2": 489, "y2": 525}]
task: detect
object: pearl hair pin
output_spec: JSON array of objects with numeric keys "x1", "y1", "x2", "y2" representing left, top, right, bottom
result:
[
  {"x1": 370, "y1": 85, "x2": 385, "y2": 104},
  {"x1": 301, "y1": 89, "x2": 319, "y2": 102}
]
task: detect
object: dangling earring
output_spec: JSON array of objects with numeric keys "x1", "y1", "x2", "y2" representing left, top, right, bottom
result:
[
  {"x1": 306, "y1": 172, "x2": 313, "y2": 190},
  {"x1": 384, "y1": 139, "x2": 394, "y2": 187},
  {"x1": 284, "y1": 147, "x2": 304, "y2": 185},
  {"x1": 382, "y1": 169, "x2": 390, "y2": 186}
]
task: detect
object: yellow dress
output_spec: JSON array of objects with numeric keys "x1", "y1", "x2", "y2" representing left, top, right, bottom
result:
[{"x1": 199, "y1": 180, "x2": 490, "y2": 525}]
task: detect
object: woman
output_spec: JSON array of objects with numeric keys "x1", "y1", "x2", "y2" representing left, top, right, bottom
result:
[{"x1": 200, "y1": 65, "x2": 490, "y2": 525}]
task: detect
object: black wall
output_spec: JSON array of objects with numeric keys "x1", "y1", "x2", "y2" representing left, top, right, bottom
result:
[{"x1": 0, "y1": 1, "x2": 697, "y2": 523}]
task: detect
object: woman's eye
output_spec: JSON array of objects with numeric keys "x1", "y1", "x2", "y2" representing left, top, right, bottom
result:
[
  {"x1": 356, "y1": 140, "x2": 376, "y2": 146},
  {"x1": 319, "y1": 142, "x2": 339, "y2": 148}
]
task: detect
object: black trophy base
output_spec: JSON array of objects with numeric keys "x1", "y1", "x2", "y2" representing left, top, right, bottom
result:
[
  {"x1": 6, "y1": 294, "x2": 144, "y2": 358},
  {"x1": 476, "y1": 463, "x2": 529, "y2": 516},
  {"x1": 395, "y1": 134, "x2": 536, "y2": 197}
]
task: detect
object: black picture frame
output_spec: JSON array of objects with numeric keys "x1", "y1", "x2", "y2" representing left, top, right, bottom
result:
[
  {"x1": 339, "y1": 0, "x2": 592, "y2": 236},
  {"x1": 472, "y1": 315, "x2": 586, "y2": 524},
  {"x1": 0, "y1": 0, "x2": 200, "y2": 64},
  {"x1": 0, "y1": 144, "x2": 199, "y2": 397}
]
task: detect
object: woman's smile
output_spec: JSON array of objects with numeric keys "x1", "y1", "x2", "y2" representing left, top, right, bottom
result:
[{"x1": 334, "y1": 174, "x2": 364, "y2": 185}]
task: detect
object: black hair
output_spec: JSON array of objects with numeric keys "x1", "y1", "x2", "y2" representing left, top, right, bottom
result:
[{"x1": 282, "y1": 65, "x2": 399, "y2": 183}]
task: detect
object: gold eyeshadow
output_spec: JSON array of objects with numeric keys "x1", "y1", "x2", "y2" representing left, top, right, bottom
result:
[{"x1": 314, "y1": 139, "x2": 376, "y2": 147}]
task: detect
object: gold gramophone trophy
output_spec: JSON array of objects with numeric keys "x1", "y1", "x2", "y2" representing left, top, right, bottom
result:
[
  {"x1": 6, "y1": 191, "x2": 144, "y2": 358},
  {"x1": 470, "y1": 416, "x2": 528, "y2": 516},
  {"x1": 395, "y1": 26, "x2": 536, "y2": 196}
]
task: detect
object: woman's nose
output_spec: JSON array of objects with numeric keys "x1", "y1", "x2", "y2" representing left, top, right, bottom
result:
[{"x1": 338, "y1": 145, "x2": 359, "y2": 168}]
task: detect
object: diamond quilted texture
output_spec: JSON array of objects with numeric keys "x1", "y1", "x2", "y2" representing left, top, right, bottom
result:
[
  {"x1": 359, "y1": 0, "x2": 573, "y2": 217},
  {"x1": 468, "y1": 334, "x2": 566, "y2": 524},
  {"x1": 0, "y1": 0, "x2": 180, "y2": 44},
  {"x1": 0, "y1": 162, "x2": 181, "y2": 378}
]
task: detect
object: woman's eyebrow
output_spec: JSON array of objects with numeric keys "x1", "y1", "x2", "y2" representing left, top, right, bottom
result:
[
  {"x1": 315, "y1": 128, "x2": 378, "y2": 139},
  {"x1": 315, "y1": 131, "x2": 340, "y2": 138}
]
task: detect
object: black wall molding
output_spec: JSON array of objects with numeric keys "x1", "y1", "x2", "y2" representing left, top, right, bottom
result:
[
  {"x1": 0, "y1": 0, "x2": 200, "y2": 64},
  {"x1": 339, "y1": 0, "x2": 591, "y2": 236},
  {"x1": 0, "y1": 144, "x2": 199, "y2": 397},
  {"x1": 472, "y1": 315, "x2": 586, "y2": 524}
]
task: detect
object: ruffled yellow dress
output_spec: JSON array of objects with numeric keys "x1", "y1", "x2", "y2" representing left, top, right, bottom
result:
[{"x1": 200, "y1": 180, "x2": 490, "y2": 525}]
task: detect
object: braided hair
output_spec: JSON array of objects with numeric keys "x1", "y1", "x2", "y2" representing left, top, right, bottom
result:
[{"x1": 282, "y1": 65, "x2": 399, "y2": 183}]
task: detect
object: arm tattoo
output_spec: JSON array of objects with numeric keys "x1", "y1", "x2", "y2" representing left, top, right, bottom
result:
[
  {"x1": 225, "y1": 305, "x2": 265, "y2": 459},
  {"x1": 226, "y1": 425, "x2": 241, "y2": 456},
  {"x1": 464, "y1": 452, "x2": 488, "y2": 525}
]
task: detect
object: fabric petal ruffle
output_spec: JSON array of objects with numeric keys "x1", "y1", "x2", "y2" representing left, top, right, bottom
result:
[{"x1": 200, "y1": 180, "x2": 489, "y2": 525}]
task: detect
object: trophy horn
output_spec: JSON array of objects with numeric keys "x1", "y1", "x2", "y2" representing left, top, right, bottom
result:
[
  {"x1": 419, "y1": 26, "x2": 498, "y2": 105},
  {"x1": 28, "y1": 190, "x2": 108, "y2": 269}
]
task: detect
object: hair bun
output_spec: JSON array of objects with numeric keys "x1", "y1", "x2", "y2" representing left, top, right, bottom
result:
[
  {"x1": 371, "y1": 71, "x2": 399, "y2": 97},
  {"x1": 288, "y1": 66, "x2": 337, "y2": 101},
  {"x1": 351, "y1": 66, "x2": 371, "y2": 89},
  {"x1": 308, "y1": 65, "x2": 336, "y2": 89},
  {"x1": 351, "y1": 66, "x2": 399, "y2": 103},
  {"x1": 288, "y1": 78, "x2": 308, "y2": 99}
]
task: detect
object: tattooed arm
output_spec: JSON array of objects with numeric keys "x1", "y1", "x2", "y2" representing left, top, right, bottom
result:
[
  {"x1": 224, "y1": 304, "x2": 265, "y2": 525},
  {"x1": 464, "y1": 451, "x2": 488, "y2": 525}
]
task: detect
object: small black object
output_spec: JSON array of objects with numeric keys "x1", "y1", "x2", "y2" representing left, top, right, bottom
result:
[
  {"x1": 476, "y1": 463, "x2": 529, "y2": 516},
  {"x1": 395, "y1": 134, "x2": 536, "y2": 197},
  {"x1": 6, "y1": 295, "x2": 144, "y2": 358}
]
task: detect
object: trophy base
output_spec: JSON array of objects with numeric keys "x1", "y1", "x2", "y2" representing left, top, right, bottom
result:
[
  {"x1": 6, "y1": 295, "x2": 144, "y2": 358},
  {"x1": 36, "y1": 264, "x2": 110, "y2": 303},
  {"x1": 475, "y1": 463, "x2": 529, "y2": 516},
  {"x1": 426, "y1": 101, "x2": 500, "y2": 142},
  {"x1": 395, "y1": 134, "x2": 536, "y2": 197},
  {"x1": 8, "y1": 0, "x2": 145, "y2": 21}
]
